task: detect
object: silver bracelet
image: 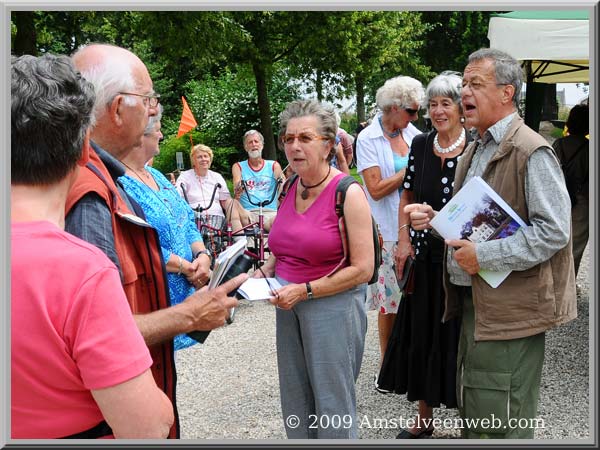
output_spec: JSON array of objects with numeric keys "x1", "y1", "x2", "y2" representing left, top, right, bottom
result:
[{"x1": 177, "y1": 255, "x2": 183, "y2": 275}]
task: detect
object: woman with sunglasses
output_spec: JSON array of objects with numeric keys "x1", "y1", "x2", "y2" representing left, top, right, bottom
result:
[
  {"x1": 258, "y1": 99, "x2": 373, "y2": 439},
  {"x1": 355, "y1": 75, "x2": 425, "y2": 378}
]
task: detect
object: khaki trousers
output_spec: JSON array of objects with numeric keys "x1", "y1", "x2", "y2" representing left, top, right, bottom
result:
[{"x1": 456, "y1": 287, "x2": 545, "y2": 439}]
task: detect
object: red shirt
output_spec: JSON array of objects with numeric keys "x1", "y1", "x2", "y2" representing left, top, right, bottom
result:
[{"x1": 11, "y1": 221, "x2": 152, "y2": 438}]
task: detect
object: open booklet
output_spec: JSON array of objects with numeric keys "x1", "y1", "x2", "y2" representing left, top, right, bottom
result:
[
  {"x1": 187, "y1": 239, "x2": 248, "y2": 344},
  {"x1": 207, "y1": 239, "x2": 247, "y2": 289},
  {"x1": 429, "y1": 176, "x2": 527, "y2": 288},
  {"x1": 237, "y1": 277, "x2": 282, "y2": 302}
]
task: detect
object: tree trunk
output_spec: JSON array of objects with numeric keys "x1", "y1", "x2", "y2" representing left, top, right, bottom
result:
[
  {"x1": 252, "y1": 61, "x2": 276, "y2": 161},
  {"x1": 316, "y1": 69, "x2": 323, "y2": 102},
  {"x1": 355, "y1": 74, "x2": 366, "y2": 123},
  {"x1": 12, "y1": 12, "x2": 37, "y2": 56}
]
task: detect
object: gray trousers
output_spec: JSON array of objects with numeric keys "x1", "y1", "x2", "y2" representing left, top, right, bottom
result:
[{"x1": 275, "y1": 280, "x2": 367, "y2": 439}]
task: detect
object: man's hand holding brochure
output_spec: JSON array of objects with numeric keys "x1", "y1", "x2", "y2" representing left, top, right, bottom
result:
[{"x1": 427, "y1": 176, "x2": 527, "y2": 288}]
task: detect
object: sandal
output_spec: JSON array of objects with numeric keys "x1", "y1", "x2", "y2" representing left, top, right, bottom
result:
[{"x1": 396, "y1": 426, "x2": 434, "y2": 439}]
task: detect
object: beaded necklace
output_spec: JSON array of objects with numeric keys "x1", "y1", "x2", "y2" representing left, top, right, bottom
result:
[{"x1": 378, "y1": 115, "x2": 402, "y2": 139}]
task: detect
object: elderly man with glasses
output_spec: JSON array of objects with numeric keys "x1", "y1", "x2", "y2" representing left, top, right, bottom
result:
[
  {"x1": 65, "y1": 43, "x2": 245, "y2": 439},
  {"x1": 406, "y1": 48, "x2": 576, "y2": 439}
]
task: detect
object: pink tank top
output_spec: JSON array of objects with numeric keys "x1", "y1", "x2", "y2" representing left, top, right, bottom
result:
[{"x1": 269, "y1": 173, "x2": 346, "y2": 283}]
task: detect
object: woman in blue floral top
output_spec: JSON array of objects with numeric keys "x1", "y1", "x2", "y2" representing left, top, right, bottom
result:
[{"x1": 119, "y1": 106, "x2": 211, "y2": 350}]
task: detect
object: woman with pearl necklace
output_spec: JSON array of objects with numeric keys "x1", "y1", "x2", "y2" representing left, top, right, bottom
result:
[{"x1": 378, "y1": 71, "x2": 472, "y2": 439}]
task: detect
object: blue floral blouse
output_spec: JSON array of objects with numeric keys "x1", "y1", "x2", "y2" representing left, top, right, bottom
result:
[{"x1": 120, "y1": 165, "x2": 203, "y2": 351}]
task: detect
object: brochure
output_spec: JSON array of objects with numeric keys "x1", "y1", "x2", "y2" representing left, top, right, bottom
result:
[
  {"x1": 207, "y1": 238, "x2": 247, "y2": 289},
  {"x1": 237, "y1": 277, "x2": 281, "y2": 302},
  {"x1": 429, "y1": 176, "x2": 527, "y2": 288}
]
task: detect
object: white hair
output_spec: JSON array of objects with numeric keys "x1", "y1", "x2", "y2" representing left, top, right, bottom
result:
[
  {"x1": 376, "y1": 76, "x2": 425, "y2": 111},
  {"x1": 73, "y1": 45, "x2": 137, "y2": 122}
]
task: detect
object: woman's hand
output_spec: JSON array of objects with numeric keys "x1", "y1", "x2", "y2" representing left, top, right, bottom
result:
[
  {"x1": 404, "y1": 203, "x2": 436, "y2": 230},
  {"x1": 269, "y1": 283, "x2": 307, "y2": 310},
  {"x1": 394, "y1": 240, "x2": 414, "y2": 279},
  {"x1": 186, "y1": 257, "x2": 211, "y2": 288}
]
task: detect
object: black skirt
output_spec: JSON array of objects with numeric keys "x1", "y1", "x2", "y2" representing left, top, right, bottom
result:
[{"x1": 377, "y1": 254, "x2": 461, "y2": 408}]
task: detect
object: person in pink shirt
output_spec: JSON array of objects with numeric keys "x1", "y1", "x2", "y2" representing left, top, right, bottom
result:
[
  {"x1": 10, "y1": 53, "x2": 173, "y2": 439},
  {"x1": 258, "y1": 100, "x2": 373, "y2": 439}
]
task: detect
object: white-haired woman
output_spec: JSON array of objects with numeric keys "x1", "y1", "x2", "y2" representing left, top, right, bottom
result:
[
  {"x1": 378, "y1": 72, "x2": 471, "y2": 439},
  {"x1": 355, "y1": 75, "x2": 424, "y2": 377}
]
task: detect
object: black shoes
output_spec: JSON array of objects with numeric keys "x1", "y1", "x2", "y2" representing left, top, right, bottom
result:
[
  {"x1": 396, "y1": 426, "x2": 434, "y2": 439},
  {"x1": 373, "y1": 373, "x2": 392, "y2": 394}
]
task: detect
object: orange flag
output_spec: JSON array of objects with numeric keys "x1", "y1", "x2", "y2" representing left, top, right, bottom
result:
[{"x1": 177, "y1": 96, "x2": 198, "y2": 138}]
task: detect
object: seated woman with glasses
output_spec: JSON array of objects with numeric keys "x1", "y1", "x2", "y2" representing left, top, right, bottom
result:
[
  {"x1": 355, "y1": 75, "x2": 425, "y2": 378},
  {"x1": 175, "y1": 144, "x2": 244, "y2": 239},
  {"x1": 119, "y1": 105, "x2": 211, "y2": 351}
]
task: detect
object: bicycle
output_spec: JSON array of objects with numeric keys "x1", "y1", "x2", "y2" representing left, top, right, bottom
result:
[
  {"x1": 234, "y1": 174, "x2": 283, "y2": 268},
  {"x1": 180, "y1": 175, "x2": 282, "y2": 270}
]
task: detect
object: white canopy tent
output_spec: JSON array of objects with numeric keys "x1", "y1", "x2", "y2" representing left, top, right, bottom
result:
[
  {"x1": 488, "y1": 11, "x2": 590, "y2": 129},
  {"x1": 488, "y1": 10, "x2": 589, "y2": 83}
]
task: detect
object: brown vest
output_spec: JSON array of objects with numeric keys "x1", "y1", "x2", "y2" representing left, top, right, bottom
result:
[
  {"x1": 443, "y1": 116, "x2": 577, "y2": 341},
  {"x1": 65, "y1": 147, "x2": 179, "y2": 438}
]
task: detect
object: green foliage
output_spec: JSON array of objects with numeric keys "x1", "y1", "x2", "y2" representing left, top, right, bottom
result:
[
  {"x1": 551, "y1": 127, "x2": 565, "y2": 139},
  {"x1": 152, "y1": 129, "x2": 239, "y2": 179},
  {"x1": 177, "y1": 67, "x2": 300, "y2": 157},
  {"x1": 420, "y1": 11, "x2": 501, "y2": 74}
]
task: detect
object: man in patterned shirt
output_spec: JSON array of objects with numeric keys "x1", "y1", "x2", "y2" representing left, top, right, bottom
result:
[{"x1": 405, "y1": 48, "x2": 576, "y2": 439}]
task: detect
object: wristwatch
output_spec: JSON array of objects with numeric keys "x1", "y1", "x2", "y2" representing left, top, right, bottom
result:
[
  {"x1": 193, "y1": 249, "x2": 212, "y2": 262},
  {"x1": 305, "y1": 282, "x2": 314, "y2": 300}
]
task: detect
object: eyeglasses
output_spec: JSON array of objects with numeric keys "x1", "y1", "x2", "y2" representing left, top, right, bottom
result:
[
  {"x1": 403, "y1": 107, "x2": 419, "y2": 116},
  {"x1": 461, "y1": 80, "x2": 508, "y2": 92},
  {"x1": 119, "y1": 92, "x2": 161, "y2": 108},
  {"x1": 281, "y1": 133, "x2": 330, "y2": 146}
]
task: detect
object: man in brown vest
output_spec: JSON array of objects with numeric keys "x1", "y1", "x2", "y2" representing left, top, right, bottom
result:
[
  {"x1": 405, "y1": 48, "x2": 576, "y2": 438},
  {"x1": 65, "y1": 44, "x2": 246, "y2": 438}
]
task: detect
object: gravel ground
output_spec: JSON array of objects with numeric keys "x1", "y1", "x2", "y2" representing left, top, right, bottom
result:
[{"x1": 175, "y1": 244, "x2": 591, "y2": 441}]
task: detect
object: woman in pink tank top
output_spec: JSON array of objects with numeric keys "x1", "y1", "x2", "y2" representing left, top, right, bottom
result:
[{"x1": 256, "y1": 100, "x2": 373, "y2": 439}]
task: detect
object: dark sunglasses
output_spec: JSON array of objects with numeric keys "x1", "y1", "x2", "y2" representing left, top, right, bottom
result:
[{"x1": 403, "y1": 107, "x2": 419, "y2": 116}]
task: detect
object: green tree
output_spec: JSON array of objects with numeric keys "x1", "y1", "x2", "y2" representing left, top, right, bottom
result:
[
  {"x1": 220, "y1": 11, "x2": 319, "y2": 160},
  {"x1": 420, "y1": 11, "x2": 500, "y2": 74}
]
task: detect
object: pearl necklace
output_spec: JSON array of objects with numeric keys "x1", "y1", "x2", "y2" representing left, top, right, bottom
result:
[{"x1": 433, "y1": 128, "x2": 465, "y2": 154}]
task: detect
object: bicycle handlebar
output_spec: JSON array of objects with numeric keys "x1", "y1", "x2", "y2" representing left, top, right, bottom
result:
[
  {"x1": 182, "y1": 181, "x2": 221, "y2": 213},
  {"x1": 240, "y1": 177, "x2": 283, "y2": 208}
]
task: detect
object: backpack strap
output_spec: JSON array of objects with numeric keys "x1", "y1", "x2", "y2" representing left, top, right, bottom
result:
[
  {"x1": 278, "y1": 173, "x2": 298, "y2": 205},
  {"x1": 325, "y1": 176, "x2": 359, "y2": 277},
  {"x1": 334, "y1": 175, "x2": 358, "y2": 218}
]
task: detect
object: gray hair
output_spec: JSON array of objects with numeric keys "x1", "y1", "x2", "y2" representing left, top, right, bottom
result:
[
  {"x1": 71, "y1": 43, "x2": 137, "y2": 121},
  {"x1": 11, "y1": 54, "x2": 96, "y2": 185},
  {"x1": 376, "y1": 76, "x2": 425, "y2": 111},
  {"x1": 144, "y1": 103, "x2": 163, "y2": 135},
  {"x1": 468, "y1": 48, "x2": 523, "y2": 108},
  {"x1": 424, "y1": 71, "x2": 463, "y2": 115},
  {"x1": 278, "y1": 99, "x2": 337, "y2": 161},
  {"x1": 243, "y1": 129, "x2": 264, "y2": 145}
]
